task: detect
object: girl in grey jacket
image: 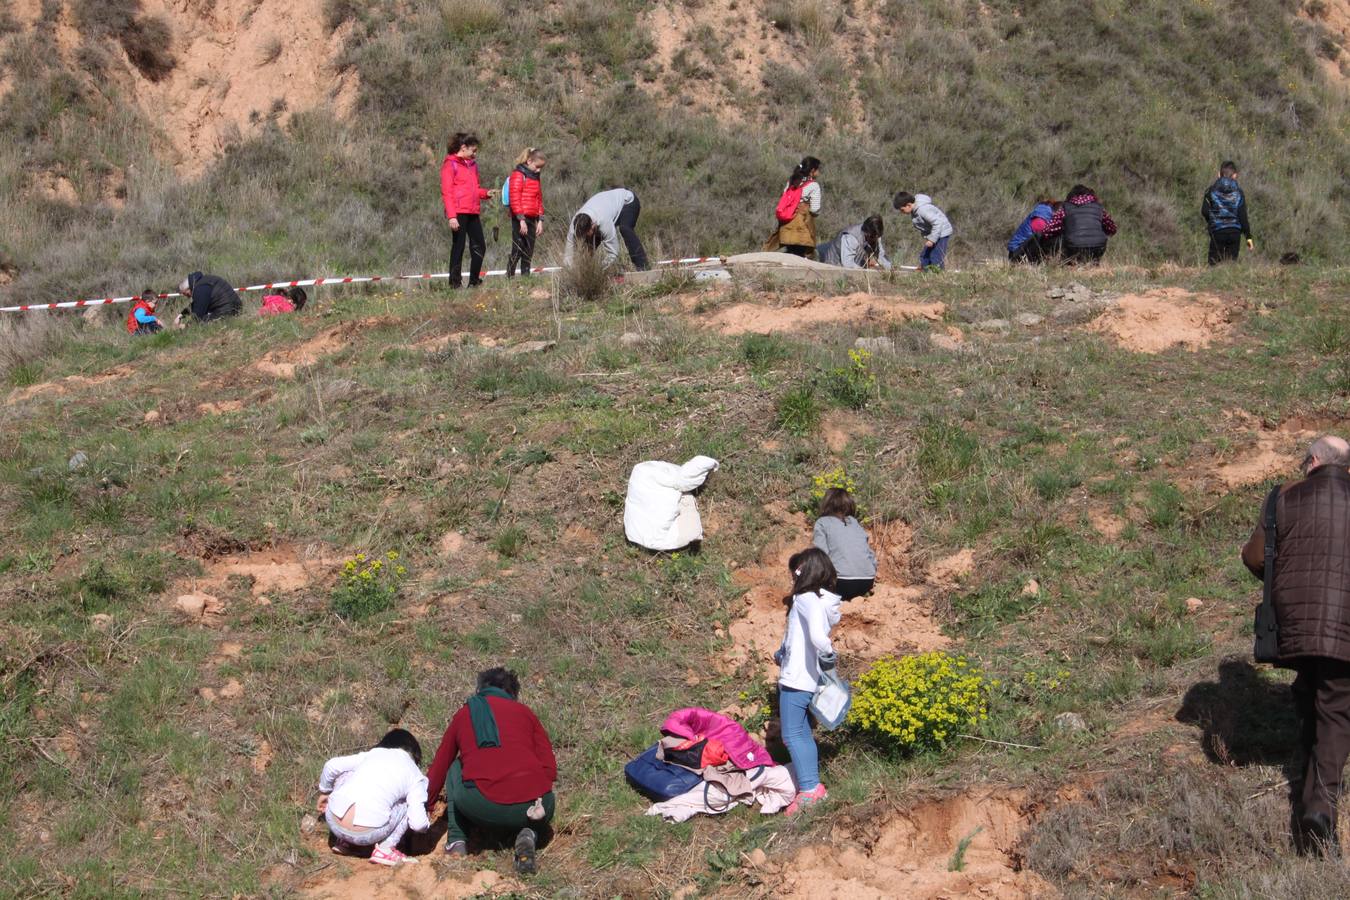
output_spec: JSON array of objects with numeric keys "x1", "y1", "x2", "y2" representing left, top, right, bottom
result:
[{"x1": 811, "y1": 488, "x2": 877, "y2": 600}]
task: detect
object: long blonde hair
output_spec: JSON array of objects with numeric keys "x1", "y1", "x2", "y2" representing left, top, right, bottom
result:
[{"x1": 515, "y1": 147, "x2": 546, "y2": 167}]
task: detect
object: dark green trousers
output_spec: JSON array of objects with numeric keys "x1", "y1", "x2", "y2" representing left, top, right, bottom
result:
[{"x1": 446, "y1": 759, "x2": 556, "y2": 844}]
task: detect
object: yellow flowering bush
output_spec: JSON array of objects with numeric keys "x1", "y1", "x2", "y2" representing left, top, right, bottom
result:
[
  {"x1": 810, "y1": 467, "x2": 857, "y2": 505},
  {"x1": 332, "y1": 551, "x2": 408, "y2": 621},
  {"x1": 823, "y1": 348, "x2": 877, "y2": 409},
  {"x1": 849, "y1": 651, "x2": 989, "y2": 752}
]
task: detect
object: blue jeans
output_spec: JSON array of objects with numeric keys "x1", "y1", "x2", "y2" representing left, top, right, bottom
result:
[
  {"x1": 779, "y1": 686, "x2": 819, "y2": 791},
  {"x1": 919, "y1": 235, "x2": 950, "y2": 270}
]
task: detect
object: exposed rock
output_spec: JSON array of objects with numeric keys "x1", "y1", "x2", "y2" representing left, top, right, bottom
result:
[
  {"x1": 300, "y1": 813, "x2": 318, "y2": 835},
  {"x1": 1021, "y1": 579, "x2": 1041, "y2": 597},
  {"x1": 974, "y1": 318, "x2": 1011, "y2": 332},
  {"x1": 143, "y1": 409, "x2": 161, "y2": 423},
  {"x1": 619, "y1": 332, "x2": 644, "y2": 347},
  {"x1": 174, "y1": 592, "x2": 224, "y2": 621},
  {"x1": 252, "y1": 739, "x2": 274, "y2": 773},
  {"x1": 1048, "y1": 282, "x2": 1094, "y2": 303},
  {"x1": 854, "y1": 336, "x2": 895, "y2": 354},
  {"x1": 1050, "y1": 296, "x2": 1117, "y2": 324},
  {"x1": 68, "y1": 451, "x2": 88, "y2": 472},
  {"x1": 90, "y1": 613, "x2": 114, "y2": 631},
  {"x1": 1185, "y1": 596, "x2": 1204, "y2": 613},
  {"x1": 501, "y1": 340, "x2": 556, "y2": 356},
  {"x1": 1014, "y1": 312, "x2": 1044, "y2": 327},
  {"x1": 1053, "y1": 711, "x2": 1088, "y2": 733},
  {"x1": 928, "y1": 329, "x2": 971, "y2": 354}
]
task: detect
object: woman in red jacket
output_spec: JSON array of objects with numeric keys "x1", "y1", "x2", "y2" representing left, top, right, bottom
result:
[
  {"x1": 424, "y1": 667, "x2": 557, "y2": 874},
  {"x1": 440, "y1": 132, "x2": 496, "y2": 289},
  {"x1": 506, "y1": 148, "x2": 546, "y2": 278}
]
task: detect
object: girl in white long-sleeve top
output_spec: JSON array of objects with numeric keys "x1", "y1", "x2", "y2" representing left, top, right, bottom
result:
[
  {"x1": 774, "y1": 548, "x2": 841, "y2": 815},
  {"x1": 317, "y1": 728, "x2": 430, "y2": 867}
]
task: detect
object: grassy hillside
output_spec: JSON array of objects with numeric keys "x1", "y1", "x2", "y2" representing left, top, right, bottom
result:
[
  {"x1": 0, "y1": 0, "x2": 1346, "y2": 309},
  {"x1": 2, "y1": 262, "x2": 1350, "y2": 896}
]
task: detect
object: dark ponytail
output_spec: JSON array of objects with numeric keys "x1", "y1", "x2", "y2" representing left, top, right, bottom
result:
[{"x1": 788, "y1": 155, "x2": 821, "y2": 189}]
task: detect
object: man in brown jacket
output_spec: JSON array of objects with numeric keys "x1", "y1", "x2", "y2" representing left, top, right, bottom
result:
[{"x1": 1242, "y1": 434, "x2": 1350, "y2": 854}]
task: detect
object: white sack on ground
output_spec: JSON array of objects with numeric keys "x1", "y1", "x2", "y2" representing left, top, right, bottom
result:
[{"x1": 623, "y1": 456, "x2": 720, "y2": 551}]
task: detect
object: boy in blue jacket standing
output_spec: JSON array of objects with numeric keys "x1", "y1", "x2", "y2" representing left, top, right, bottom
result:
[
  {"x1": 1202, "y1": 161, "x2": 1253, "y2": 265},
  {"x1": 893, "y1": 191, "x2": 953, "y2": 270}
]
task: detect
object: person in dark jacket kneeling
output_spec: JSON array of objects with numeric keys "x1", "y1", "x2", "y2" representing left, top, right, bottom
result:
[
  {"x1": 424, "y1": 667, "x2": 557, "y2": 874},
  {"x1": 1242, "y1": 435, "x2": 1350, "y2": 856},
  {"x1": 1041, "y1": 185, "x2": 1117, "y2": 265},
  {"x1": 176, "y1": 271, "x2": 242, "y2": 325}
]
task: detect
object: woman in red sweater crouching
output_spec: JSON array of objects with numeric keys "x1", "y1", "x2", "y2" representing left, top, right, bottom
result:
[{"x1": 424, "y1": 667, "x2": 557, "y2": 874}]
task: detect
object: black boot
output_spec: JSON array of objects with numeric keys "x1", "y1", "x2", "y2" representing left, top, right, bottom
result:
[
  {"x1": 513, "y1": 827, "x2": 537, "y2": 874},
  {"x1": 1301, "y1": 811, "x2": 1341, "y2": 858}
]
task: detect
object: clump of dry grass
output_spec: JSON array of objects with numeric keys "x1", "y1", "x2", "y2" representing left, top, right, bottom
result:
[
  {"x1": 0, "y1": 315, "x2": 74, "y2": 383},
  {"x1": 1024, "y1": 763, "x2": 1350, "y2": 894},
  {"x1": 559, "y1": 248, "x2": 617, "y2": 302}
]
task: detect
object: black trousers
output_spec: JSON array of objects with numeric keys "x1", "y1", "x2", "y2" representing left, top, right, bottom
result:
[
  {"x1": 616, "y1": 196, "x2": 650, "y2": 271},
  {"x1": 507, "y1": 216, "x2": 540, "y2": 277},
  {"x1": 1009, "y1": 235, "x2": 1059, "y2": 264},
  {"x1": 1208, "y1": 230, "x2": 1242, "y2": 265},
  {"x1": 1063, "y1": 243, "x2": 1105, "y2": 265},
  {"x1": 782, "y1": 245, "x2": 813, "y2": 257},
  {"x1": 836, "y1": 578, "x2": 875, "y2": 601},
  {"x1": 132, "y1": 322, "x2": 163, "y2": 336},
  {"x1": 1292, "y1": 657, "x2": 1350, "y2": 833},
  {"x1": 450, "y1": 214, "x2": 486, "y2": 287}
]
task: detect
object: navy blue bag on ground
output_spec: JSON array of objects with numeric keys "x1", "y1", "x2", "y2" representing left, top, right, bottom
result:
[{"x1": 624, "y1": 744, "x2": 702, "y2": 800}]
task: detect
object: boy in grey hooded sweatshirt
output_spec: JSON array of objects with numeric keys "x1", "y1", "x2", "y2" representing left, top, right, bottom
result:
[{"x1": 893, "y1": 191, "x2": 953, "y2": 270}]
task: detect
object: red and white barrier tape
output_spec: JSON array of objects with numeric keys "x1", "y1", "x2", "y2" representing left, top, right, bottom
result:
[
  {"x1": 0, "y1": 255, "x2": 924, "y2": 313},
  {"x1": 0, "y1": 256, "x2": 729, "y2": 314}
]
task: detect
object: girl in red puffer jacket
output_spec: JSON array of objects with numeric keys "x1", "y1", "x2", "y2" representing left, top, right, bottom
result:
[
  {"x1": 440, "y1": 132, "x2": 496, "y2": 288},
  {"x1": 506, "y1": 148, "x2": 546, "y2": 278}
]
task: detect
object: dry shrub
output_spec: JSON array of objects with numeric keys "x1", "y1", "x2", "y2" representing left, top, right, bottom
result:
[
  {"x1": 1025, "y1": 764, "x2": 1350, "y2": 894},
  {"x1": 120, "y1": 16, "x2": 175, "y2": 82},
  {"x1": 559, "y1": 248, "x2": 617, "y2": 302},
  {"x1": 0, "y1": 315, "x2": 73, "y2": 382},
  {"x1": 441, "y1": 0, "x2": 504, "y2": 37},
  {"x1": 72, "y1": 0, "x2": 175, "y2": 81}
]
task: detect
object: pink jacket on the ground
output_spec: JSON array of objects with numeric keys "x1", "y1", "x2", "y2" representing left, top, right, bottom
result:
[
  {"x1": 440, "y1": 155, "x2": 490, "y2": 217},
  {"x1": 661, "y1": 707, "x2": 775, "y2": 770}
]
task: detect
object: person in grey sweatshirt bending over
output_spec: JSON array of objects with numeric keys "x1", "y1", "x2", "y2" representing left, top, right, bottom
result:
[
  {"x1": 812, "y1": 488, "x2": 877, "y2": 600},
  {"x1": 893, "y1": 191, "x2": 953, "y2": 271},
  {"x1": 564, "y1": 188, "x2": 650, "y2": 271},
  {"x1": 817, "y1": 215, "x2": 892, "y2": 270}
]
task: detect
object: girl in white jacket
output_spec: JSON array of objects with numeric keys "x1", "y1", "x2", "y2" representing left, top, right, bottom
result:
[
  {"x1": 317, "y1": 728, "x2": 430, "y2": 866},
  {"x1": 774, "y1": 548, "x2": 842, "y2": 814}
]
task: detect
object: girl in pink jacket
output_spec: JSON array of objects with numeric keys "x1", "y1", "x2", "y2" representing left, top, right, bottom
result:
[{"x1": 440, "y1": 132, "x2": 496, "y2": 289}]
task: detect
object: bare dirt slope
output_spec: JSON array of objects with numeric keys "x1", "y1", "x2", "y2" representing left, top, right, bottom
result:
[{"x1": 12, "y1": 0, "x2": 357, "y2": 175}]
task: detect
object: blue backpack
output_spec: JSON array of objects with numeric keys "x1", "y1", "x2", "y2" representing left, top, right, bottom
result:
[{"x1": 624, "y1": 744, "x2": 702, "y2": 800}]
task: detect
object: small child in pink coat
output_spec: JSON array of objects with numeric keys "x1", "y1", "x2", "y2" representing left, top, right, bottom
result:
[{"x1": 259, "y1": 286, "x2": 307, "y2": 316}]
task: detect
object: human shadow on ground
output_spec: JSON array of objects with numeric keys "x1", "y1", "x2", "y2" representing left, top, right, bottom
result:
[
  {"x1": 1176, "y1": 657, "x2": 1300, "y2": 768},
  {"x1": 1176, "y1": 657, "x2": 1328, "y2": 853}
]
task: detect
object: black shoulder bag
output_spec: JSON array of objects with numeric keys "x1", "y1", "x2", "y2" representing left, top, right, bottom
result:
[{"x1": 1253, "y1": 485, "x2": 1281, "y2": 663}]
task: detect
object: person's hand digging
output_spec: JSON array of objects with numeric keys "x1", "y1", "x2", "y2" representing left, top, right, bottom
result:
[{"x1": 316, "y1": 793, "x2": 330, "y2": 814}]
